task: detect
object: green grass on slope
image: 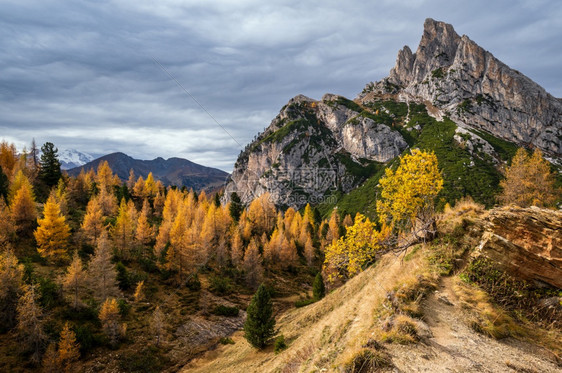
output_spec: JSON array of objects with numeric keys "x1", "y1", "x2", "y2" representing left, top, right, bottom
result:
[{"x1": 319, "y1": 103, "x2": 504, "y2": 217}]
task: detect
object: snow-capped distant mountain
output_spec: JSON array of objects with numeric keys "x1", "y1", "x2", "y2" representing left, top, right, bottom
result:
[{"x1": 58, "y1": 149, "x2": 95, "y2": 170}]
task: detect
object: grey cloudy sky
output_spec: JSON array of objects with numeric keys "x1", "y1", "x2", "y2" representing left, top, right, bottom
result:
[{"x1": 1, "y1": 0, "x2": 561, "y2": 172}]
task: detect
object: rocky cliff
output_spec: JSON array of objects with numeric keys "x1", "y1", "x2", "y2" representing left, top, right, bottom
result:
[
  {"x1": 474, "y1": 206, "x2": 562, "y2": 288},
  {"x1": 360, "y1": 18, "x2": 562, "y2": 157},
  {"x1": 224, "y1": 94, "x2": 407, "y2": 208}
]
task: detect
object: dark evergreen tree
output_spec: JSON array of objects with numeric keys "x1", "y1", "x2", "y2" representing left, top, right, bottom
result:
[
  {"x1": 229, "y1": 192, "x2": 243, "y2": 222},
  {"x1": 38, "y1": 142, "x2": 62, "y2": 188},
  {"x1": 312, "y1": 272, "x2": 325, "y2": 300},
  {"x1": 213, "y1": 192, "x2": 221, "y2": 207},
  {"x1": 243, "y1": 284, "x2": 276, "y2": 349},
  {"x1": 0, "y1": 165, "x2": 8, "y2": 202}
]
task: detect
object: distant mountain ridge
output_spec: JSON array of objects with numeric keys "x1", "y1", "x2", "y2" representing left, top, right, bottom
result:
[{"x1": 67, "y1": 152, "x2": 228, "y2": 191}]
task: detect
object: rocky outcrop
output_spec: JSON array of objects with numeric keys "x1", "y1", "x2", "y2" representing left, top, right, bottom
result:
[
  {"x1": 360, "y1": 18, "x2": 562, "y2": 157},
  {"x1": 224, "y1": 94, "x2": 407, "y2": 208},
  {"x1": 473, "y1": 207, "x2": 562, "y2": 288}
]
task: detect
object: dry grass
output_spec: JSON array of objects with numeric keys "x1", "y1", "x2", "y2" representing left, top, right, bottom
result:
[
  {"x1": 453, "y1": 277, "x2": 522, "y2": 339},
  {"x1": 438, "y1": 196, "x2": 484, "y2": 235},
  {"x1": 183, "y1": 247, "x2": 434, "y2": 372}
]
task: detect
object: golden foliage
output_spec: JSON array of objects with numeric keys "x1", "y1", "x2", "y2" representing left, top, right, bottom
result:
[
  {"x1": 377, "y1": 149, "x2": 443, "y2": 232},
  {"x1": 62, "y1": 253, "x2": 86, "y2": 309},
  {"x1": 323, "y1": 213, "x2": 390, "y2": 282},
  {"x1": 99, "y1": 298, "x2": 122, "y2": 345},
  {"x1": 57, "y1": 322, "x2": 80, "y2": 372},
  {"x1": 87, "y1": 231, "x2": 120, "y2": 302},
  {"x1": 35, "y1": 195, "x2": 70, "y2": 263},
  {"x1": 499, "y1": 148, "x2": 559, "y2": 207},
  {"x1": 10, "y1": 173, "x2": 37, "y2": 233},
  {"x1": 81, "y1": 196, "x2": 105, "y2": 246},
  {"x1": 17, "y1": 284, "x2": 46, "y2": 364},
  {"x1": 112, "y1": 198, "x2": 135, "y2": 259}
]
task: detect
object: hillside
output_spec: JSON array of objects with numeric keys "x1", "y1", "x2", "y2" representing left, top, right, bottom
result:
[
  {"x1": 183, "y1": 205, "x2": 562, "y2": 372},
  {"x1": 67, "y1": 152, "x2": 228, "y2": 191},
  {"x1": 224, "y1": 19, "x2": 562, "y2": 211}
]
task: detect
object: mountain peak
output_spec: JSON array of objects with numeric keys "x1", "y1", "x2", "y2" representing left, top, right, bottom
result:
[{"x1": 364, "y1": 19, "x2": 562, "y2": 157}]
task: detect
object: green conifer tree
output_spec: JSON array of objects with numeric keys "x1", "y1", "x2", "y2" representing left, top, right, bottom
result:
[
  {"x1": 243, "y1": 284, "x2": 276, "y2": 349},
  {"x1": 229, "y1": 192, "x2": 243, "y2": 222},
  {"x1": 312, "y1": 272, "x2": 326, "y2": 300},
  {"x1": 39, "y1": 142, "x2": 62, "y2": 189}
]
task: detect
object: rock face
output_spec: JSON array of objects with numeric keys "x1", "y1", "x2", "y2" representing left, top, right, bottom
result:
[
  {"x1": 360, "y1": 18, "x2": 562, "y2": 157},
  {"x1": 224, "y1": 94, "x2": 407, "y2": 208},
  {"x1": 474, "y1": 206, "x2": 562, "y2": 288}
]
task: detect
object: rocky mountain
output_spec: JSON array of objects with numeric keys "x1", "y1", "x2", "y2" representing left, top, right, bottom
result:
[
  {"x1": 224, "y1": 94, "x2": 407, "y2": 208},
  {"x1": 67, "y1": 152, "x2": 228, "y2": 191},
  {"x1": 360, "y1": 18, "x2": 562, "y2": 157},
  {"x1": 225, "y1": 19, "x2": 562, "y2": 209},
  {"x1": 58, "y1": 149, "x2": 95, "y2": 170}
]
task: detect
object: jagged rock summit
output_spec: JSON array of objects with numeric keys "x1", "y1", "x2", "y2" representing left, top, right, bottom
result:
[{"x1": 360, "y1": 18, "x2": 562, "y2": 156}]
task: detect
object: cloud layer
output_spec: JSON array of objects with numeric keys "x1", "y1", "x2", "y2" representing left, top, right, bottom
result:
[{"x1": 1, "y1": 0, "x2": 561, "y2": 171}]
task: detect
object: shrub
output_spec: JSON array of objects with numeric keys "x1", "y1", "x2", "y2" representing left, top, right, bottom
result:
[
  {"x1": 117, "y1": 299, "x2": 131, "y2": 317},
  {"x1": 343, "y1": 348, "x2": 392, "y2": 372},
  {"x1": 219, "y1": 337, "x2": 234, "y2": 345},
  {"x1": 294, "y1": 298, "x2": 315, "y2": 308},
  {"x1": 185, "y1": 274, "x2": 201, "y2": 291},
  {"x1": 212, "y1": 305, "x2": 239, "y2": 317},
  {"x1": 209, "y1": 275, "x2": 233, "y2": 295},
  {"x1": 116, "y1": 262, "x2": 131, "y2": 290},
  {"x1": 274, "y1": 335, "x2": 287, "y2": 354}
]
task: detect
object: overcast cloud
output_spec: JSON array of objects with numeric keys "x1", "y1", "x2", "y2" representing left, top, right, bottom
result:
[{"x1": 1, "y1": 0, "x2": 561, "y2": 171}]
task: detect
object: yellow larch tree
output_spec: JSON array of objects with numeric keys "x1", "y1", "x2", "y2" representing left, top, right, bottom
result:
[
  {"x1": 112, "y1": 198, "x2": 135, "y2": 260},
  {"x1": 153, "y1": 191, "x2": 165, "y2": 217},
  {"x1": 57, "y1": 322, "x2": 80, "y2": 372},
  {"x1": 10, "y1": 173, "x2": 37, "y2": 234},
  {"x1": 126, "y1": 169, "x2": 136, "y2": 190},
  {"x1": 144, "y1": 172, "x2": 158, "y2": 198},
  {"x1": 154, "y1": 188, "x2": 182, "y2": 256},
  {"x1": 323, "y1": 213, "x2": 391, "y2": 282},
  {"x1": 42, "y1": 342, "x2": 59, "y2": 372},
  {"x1": 499, "y1": 148, "x2": 559, "y2": 207},
  {"x1": 133, "y1": 280, "x2": 144, "y2": 302},
  {"x1": 87, "y1": 231, "x2": 120, "y2": 302},
  {"x1": 0, "y1": 198, "x2": 15, "y2": 247},
  {"x1": 167, "y1": 207, "x2": 190, "y2": 283},
  {"x1": 247, "y1": 193, "x2": 276, "y2": 236},
  {"x1": 150, "y1": 305, "x2": 166, "y2": 347},
  {"x1": 0, "y1": 141, "x2": 18, "y2": 179},
  {"x1": 133, "y1": 176, "x2": 146, "y2": 199},
  {"x1": 135, "y1": 199, "x2": 154, "y2": 248},
  {"x1": 0, "y1": 250, "x2": 24, "y2": 329},
  {"x1": 81, "y1": 196, "x2": 105, "y2": 246},
  {"x1": 95, "y1": 161, "x2": 118, "y2": 193},
  {"x1": 304, "y1": 234, "x2": 315, "y2": 266},
  {"x1": 230, "y1": 228, "x2": 244, "y2": 269},
  {"x1": 377, "y1": 149, "x2": 443, "y2": 236},
  {"x1": 62, "y1": 253, "x2": 86, "y2": 309},
  {"x1": 97, "y1": 188, "x2": 118, "y2": 217},
  {"x1": 17, "y1": 284, "x2": 46, "y2": 364},
  {"x1": 99, "y1": 298, "x2": 122, "y2": 345},
  {"x1": 35, "y1": 195, "x2": 70, "y2": 263},
  {"x1": 243, "y1": 238, "x2": 263, "y2": 289},
  {"x1": 326, "y1": 210, "x2": 340, "y2": 243}
]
